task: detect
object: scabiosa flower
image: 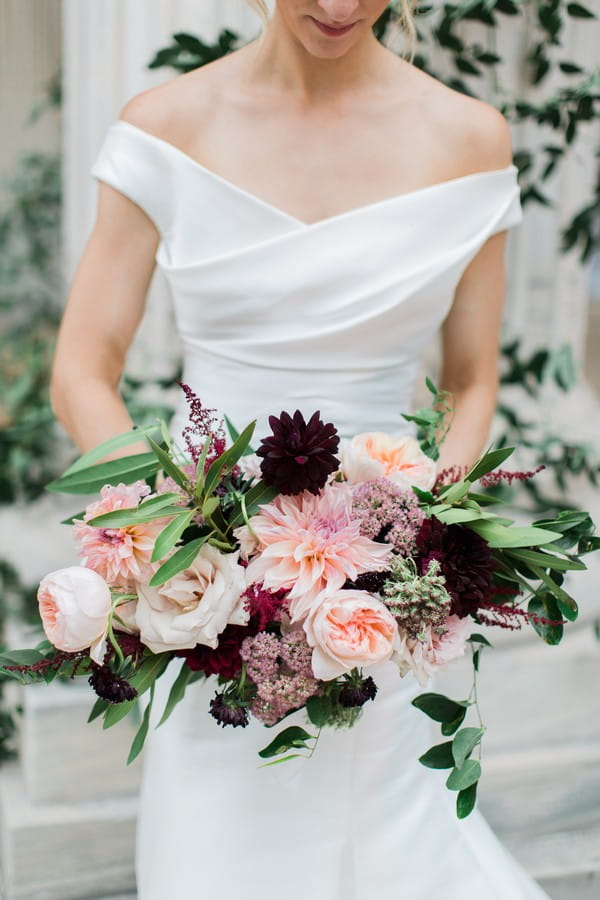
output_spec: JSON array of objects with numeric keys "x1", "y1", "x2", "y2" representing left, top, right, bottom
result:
[
  {"x1": 416, "y1": 517, "x2": 496, "y2": 618},
  {"x1": 209, "y1": 692, "x2": 249, "y2": 728},
  {"x1": 383, "y1": 557, "x2": 452, "y2": 638},
  {"x1": 338, "y1": 675, "x2": 378, "y2": 708},
  {"x1": 73, "y1": 482, "x2": 170, "y2": 590},
  {"x1": 235, "y1": 482, "x2": 392, "y2": 622},
  {"x1": 352, "y1": 478, "x2": 425, "y2": 555},
  {"x1": 88, "y1": 665, "x2": 137, "y2": 703},
  {"x1": 343, "y1": 571, "x2": 390, "y2": 594},
  {"x1": 257, "y1": 409, "x2": 340, "y2": 495}
]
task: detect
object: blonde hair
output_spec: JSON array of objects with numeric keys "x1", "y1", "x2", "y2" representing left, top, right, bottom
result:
[{"x1": 244, "y1": 1, "x2": 419, "y2": 63}]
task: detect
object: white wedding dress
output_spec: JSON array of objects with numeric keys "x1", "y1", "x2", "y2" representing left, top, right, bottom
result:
[{"x1": 92, "y1": 120, "x2": 550, "y2": 899}]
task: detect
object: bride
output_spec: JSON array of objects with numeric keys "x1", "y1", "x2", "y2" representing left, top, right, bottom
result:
[{"x1": 50, "y1": 1, "x2": 549, "y2": 897}]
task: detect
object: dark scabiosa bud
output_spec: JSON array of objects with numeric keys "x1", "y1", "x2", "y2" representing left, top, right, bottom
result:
[
  {"x1": 209, "y1": 692, "x2": 249, "y2": 728},
  {"x1": 343, "y1": 571, "x2": 389, "y2": 594},
  {"x1": 338, "y1": 676, "x2": 378, "y2": 708},
  {"x1": 88, "y1": 665, "x2": 138, "y2": 703},
  {"x1": 257, "y1": 409, "x2": 340, "y2": 495}
]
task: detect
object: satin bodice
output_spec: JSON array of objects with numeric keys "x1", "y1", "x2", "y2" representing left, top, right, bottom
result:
[{"x1": 92, "y1": 120, "x2": 523, "y2": 440}]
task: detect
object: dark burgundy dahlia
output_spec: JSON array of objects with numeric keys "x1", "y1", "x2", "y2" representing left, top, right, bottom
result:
[
  {"x1": 257, "y1": 409, "x2": 340, "y2": 495},
  {"x1": 416, "y1": 517, "x2": 496, "y2": 618},
  {"x1": 177, "y1": 625, "x2": 250, "y2": 679}
]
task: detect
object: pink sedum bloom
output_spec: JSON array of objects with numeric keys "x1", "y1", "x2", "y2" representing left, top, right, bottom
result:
[
  {"x1": 38, "y1": 566, "x2": 112, "y2": 664},
  {"x1": 303, "y1": 589, "x2": 401, "y2": 680},
  {"x1": 73, "y1": 481, "x2": 169, "y2": 590},
  {"x1": 393, "y1": 615, "x2": 472, "y2": 686},
  {"x1": 339, "y1": 432, "x2": 437, "y2": 491},
  {"x1": 235, "y1": 482, "x2": 392, "y2": 622}
]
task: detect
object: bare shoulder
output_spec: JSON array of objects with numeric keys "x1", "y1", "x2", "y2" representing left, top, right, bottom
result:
[
  {"x1": 118, "y1": 52, "x2": 239, "y2": 144},
  {"x1": 402, "y1": 63, "x2": 514, "y2": 173}
]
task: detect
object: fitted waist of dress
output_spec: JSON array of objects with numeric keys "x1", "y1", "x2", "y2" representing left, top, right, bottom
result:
[{"x1": 170, "y1": 343, "x2": 419, "y2": 442}]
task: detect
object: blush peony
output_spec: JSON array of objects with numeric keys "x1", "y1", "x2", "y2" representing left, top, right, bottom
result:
[
  {"x1": 303, "y1": 589, "x2": 401, "y2": 680},
  {"x1": 73, "y1": 481, "x2": 172, "y2": 590},
  {"x1": 339, "y1": 432, "x2": 437, "y2": 491},
  {"x1": 135, "y1": 544, "x2": 248, "y2": 654},
  {"x1": 37, "y1": 566, "x2": 112, "y2": 663},
  {"x1": 234, "y1": 482, "x2": 392, "y2": 622},
  {"x1": 393, "y1": 615, "x2": 472, "y2": 686}
]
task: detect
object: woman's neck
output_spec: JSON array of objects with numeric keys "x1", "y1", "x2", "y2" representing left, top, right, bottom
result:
[{"x1": 242, "y1": 10, "x2": 393, "y2": 104}]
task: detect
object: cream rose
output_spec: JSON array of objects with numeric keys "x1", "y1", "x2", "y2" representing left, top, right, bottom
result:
[
  {"x1": 339, "y1": 432, "x2": 437, "y2": 491},
  {"x1": 37, "y1": 566, "x2": 112, "y2": 662},
  {"x1": 303, "y1": 589, "x2": 401, "y2": 680},
  {"x1": 393, "y1": 615, "x2": 472, "y2": 687},
  {"x1": 135, "y1": 544, "x2": 248, "y2": 654}
]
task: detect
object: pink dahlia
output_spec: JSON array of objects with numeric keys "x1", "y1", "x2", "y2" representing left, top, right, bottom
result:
[
  {"x1": 73, "y1": 481, "x2": 170, "y2": 590},
  {"x1": 235, "y1": 482, "x2": 392, "y2": 622}
]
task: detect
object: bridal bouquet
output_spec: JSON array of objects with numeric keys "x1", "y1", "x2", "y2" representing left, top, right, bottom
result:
[{"x1": 2, "y1": 380, "x2": 598, "y2": 818}]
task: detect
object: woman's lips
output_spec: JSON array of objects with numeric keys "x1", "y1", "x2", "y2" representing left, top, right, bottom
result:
[{"x1": 310, "y1": 16, "x2": 357, "y2": 37}]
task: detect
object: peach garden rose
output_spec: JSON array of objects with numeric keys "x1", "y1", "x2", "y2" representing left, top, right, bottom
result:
[
  {"x1": 303, "y1": 589, "x2": 401, "y2": 680},
  {"x1": 339, "y1": 432, "x2": 437, "y2": 491},
  {"x1": 37, "y1": 566, "x2": 112, "y2": 663}
]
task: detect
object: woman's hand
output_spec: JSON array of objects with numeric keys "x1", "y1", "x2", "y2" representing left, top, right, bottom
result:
[{"x1": 51, "y1": 180, "x2": 160, "y2": 457}]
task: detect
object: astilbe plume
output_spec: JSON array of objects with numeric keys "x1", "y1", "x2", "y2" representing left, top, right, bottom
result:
[
  {"x1": 415, "y1": 517, "x2": 496, "y2": 618},
  {"x1": 479, "y1": 466, "x2": 545, "y2": 488},
  {"x1": 242, "y1": 582, "x2": 290, "y2": 631},
  {"x1": 177, "y1": 381, "x2": 226, "y2": 467},
  {"x1": 383, "y1": 557, "x2": 452, "y2": 638},
  {"x1": 257, "y1": 409, "x2": 340, "y2": 495},
  {"x1": 351, "y1": 478, "x2": 424, "y2": 555}
]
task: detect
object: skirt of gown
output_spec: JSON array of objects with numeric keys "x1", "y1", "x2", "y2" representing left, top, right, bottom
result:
[{"x1": 136, "y1": 656, "x2": 550, "y2": 899}]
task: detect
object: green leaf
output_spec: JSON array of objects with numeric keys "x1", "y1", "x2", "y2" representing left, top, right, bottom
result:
[
  {"x1": 46, "y1": 453, "x2": 160, "y2": 495},
  {"x1": 88, "y1": 698, "x2": 109, "y2": 723},
  {"x1": 59, "y1": 425, "x2": 161, "y2": 476},
  {"x1": 411, "y1": 693, "x2": 470, "y2": 723},
  {"x1": 437, "y1": 480, "x2": 472, "y2": 503},
  {"x1": 457, "y1": 782, "x2": 478, "y2": 818},
  {"x1": 258, "y1": 726, "x2": 316, "y2": 759},
  {"x1": 441, "y1": 708, "x2": 468, "y2": 736},
  {"x1": 434, "y1": 507, "x2": 484, "y2": 525},
  {"x1": 466, "y1": 447, "x2": 515, "y2": 482},
  {"x1": 452, "y1": 727, "x2": 485, "y2": 768},
  {"x1": 149, "y1": 536, "x2": 209, "y2": 586},
  {"x1": 418, "y1": 741, "x2": 455, "y2": 769},
  {"x1": 229, "y1": 480, "x2": 279, "y2": 527},
  {"x1": 224, "y1": 415, "x2": 256, "y2": 456},
  {"x1": 157, "y1": 661, "x2": 193, "y2": 727},
  {"x1": 567, "y1": 2, "x2": 596, "y2": 17},
  {"x1": 466, "y1": 520, "x2": 560, "y2": 548},
  {"x1": 468, "y1": 634, "x2": 493, "y2": 647},
  {"x1": 201, "y1": 496, "x2": 220, "y2": 518},
  {"x1": 446, "y1": 759, "x2": 481, "y2": 791},
  {"x1": 127, "y1": 683, "x2": 154, "y2": 765},
  {"x1": 306, "y1": 694, "x2": 333, "y2": 728},
  {"x1": 203, "y1": 421, "x2": 256, "y2": 498},
  {"x1": 88, "y1": 504, "x2": 183, "y2": 528},
  {"x1": 151, "y1": 510, "x2": 196, "y2": 564},
  {"x1": 528, "y1": 595, "x2": 564, "y2": 645},
  {"x1": 411, "y1": 486, "x2": 435, "y2": 504},
  {"x1": 146, "y1": 437, "x2": 189, "y2": 489},
  {"x1": 259, "y1": 753, "x2": 305, "y2": 768},
  {"x1": 0, "y1": 649, "x2": 46, "y2": 667},
  {"x1": 504, "y1": 547, "x2": 586, "y2": 573}
]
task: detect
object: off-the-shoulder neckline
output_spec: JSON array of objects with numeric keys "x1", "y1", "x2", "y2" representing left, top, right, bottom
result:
[{"x1": 113, "y1": 119, "x2": 520, "y2": 230}]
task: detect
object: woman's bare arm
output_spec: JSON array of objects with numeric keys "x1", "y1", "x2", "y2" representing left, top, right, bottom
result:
[
  {"x1": 435, "y1": 111, "x2": 515, "y2": 472},
  {"x1": 50, "y1": 181, "x2": 159, "y2": 456}
]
